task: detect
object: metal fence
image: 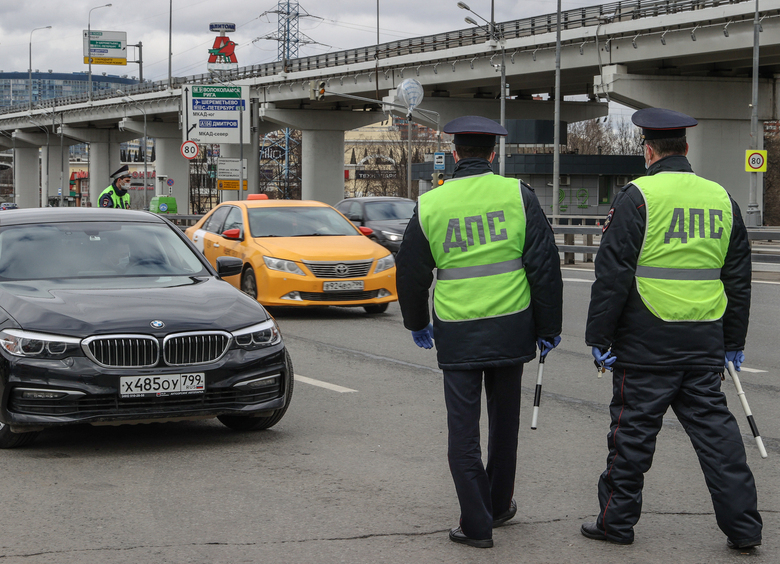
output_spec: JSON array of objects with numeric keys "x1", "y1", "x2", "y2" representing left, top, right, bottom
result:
[{"x1": 555, "y1": 226, "x2": 780, "y2": 264}]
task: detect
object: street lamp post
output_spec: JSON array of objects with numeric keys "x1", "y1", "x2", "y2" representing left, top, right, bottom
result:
[
  {"x1": 29, "y1": 26, "x2": 52, "y2": 111},
  {"x1": 552, "y1": 0, "x2": 562, "y2": 226},
  {"x1": 746, "y1": 0, "x2": 762, "y2": 226},
  {"x1": 87, "y1": 4, "x2": 112, "y2": 102},
  {"x1": 118, "y1": 90, "x2": 148, "y2": 209},
  {"x1": 458, "y1": 1, "x2": 506, "y2": 175}
]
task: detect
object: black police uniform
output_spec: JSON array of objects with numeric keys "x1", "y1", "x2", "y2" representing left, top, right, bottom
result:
[
  {"x1": 397, "y1": 117, "x2": 563, "y2": 543},
  {"x1": 584, "y1": 109, "x2": 762, "y2": 546}
]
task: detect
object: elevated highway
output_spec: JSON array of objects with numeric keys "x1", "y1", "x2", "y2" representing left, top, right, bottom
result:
[{"x1": 0, "y1": 0, "x2": 778, "y2": 211}]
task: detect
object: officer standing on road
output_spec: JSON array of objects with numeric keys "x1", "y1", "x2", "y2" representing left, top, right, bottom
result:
[
  {"x1": 396, "y1": 115, "x2": 563, "y2": 549},
  {"x1": 582, "y1": 108, "x2": 762, "y2": 549},
  {"x1": 99, "y1": 165, "x2": 132, "y2": 209}
]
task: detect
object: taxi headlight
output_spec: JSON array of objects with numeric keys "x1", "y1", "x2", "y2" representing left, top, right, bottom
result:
[
  {"x1": 263, "y1": 256, "x2": 306, "y2": 276},
  {"x1": 0, "y1": 329, "x2": 81, "y2": 359},
  {"x1": 374, "y1": 254, "x2": 395, "y2": 274},
  {"x1": 232, "y1": 319, "x2": 282, "y2": 350}
]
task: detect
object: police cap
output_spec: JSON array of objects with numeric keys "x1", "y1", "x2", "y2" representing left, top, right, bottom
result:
[
  {"x1": 443, "y1": 116, "x2": 508, "y2": 148},
  {"x1": 110, "y1": 164, "x2": 131, "y2": 179},
  {"x1": 632, "y1": 108, "x2": 698, "y2": 141}
]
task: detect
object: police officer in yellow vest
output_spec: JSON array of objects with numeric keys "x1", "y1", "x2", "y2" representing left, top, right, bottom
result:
[
  {"x1": 582, "y1": 108, "x2": 762, "y2": 549},
  {"x1": 99, "y1": 165, "x2": 132, "y2": 209},
  {"x1": 396, "y1": 116, "x2": 563, "y2": 548}
]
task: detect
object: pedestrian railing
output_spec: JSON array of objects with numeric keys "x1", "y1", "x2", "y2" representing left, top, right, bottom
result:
[{"x1": 554, "y1": 226, "x2": 780, "y2": 265}]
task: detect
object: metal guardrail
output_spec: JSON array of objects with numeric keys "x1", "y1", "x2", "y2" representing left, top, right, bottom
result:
[
  {"x1": 556, "y1": 226, "x2": 780, "y2": 264},
  {"x1": 0, "y1": 0, "x2": 756, "y2": 116}
]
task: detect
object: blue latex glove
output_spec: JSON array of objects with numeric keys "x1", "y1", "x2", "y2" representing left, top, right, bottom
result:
[
  {"x1": 411, "y1": 323, "x2": 434, "y2": 349},
  {"x1": 725, "y1": 350, "x2": 745, "y2": 372},
  {"x1": 592, "y1": 347, "x2": 617, "y2": 371},
  {"x1": 537, "y1": 336, "x2": 562, "y2": 358}
]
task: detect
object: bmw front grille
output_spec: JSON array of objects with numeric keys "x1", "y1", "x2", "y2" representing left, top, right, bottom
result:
[{"x1": 82, "y1": 331, "x2": 232, "y2": 368}]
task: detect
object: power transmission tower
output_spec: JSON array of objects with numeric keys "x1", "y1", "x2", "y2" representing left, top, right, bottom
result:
[{"x1": 254, "y1": 2, "x2": 327, "y2": 198}]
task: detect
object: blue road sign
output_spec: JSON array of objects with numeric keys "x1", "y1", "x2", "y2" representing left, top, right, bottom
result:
[{"x1": 434, "y1": 152, "x2": 446, "y2": 171}]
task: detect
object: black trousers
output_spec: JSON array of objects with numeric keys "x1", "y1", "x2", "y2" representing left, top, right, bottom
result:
[
  {"x1": 443, "y1": 364, "x2": 523, "y2": 540},
  {"x1": 596, "y1": 368, "x2": 763, "y2": 544}
]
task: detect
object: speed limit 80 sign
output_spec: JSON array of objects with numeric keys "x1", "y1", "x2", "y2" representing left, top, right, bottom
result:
[
  {"x1": 181, "y1": 140, "x2": 200, "y2": 160},
  {"x1": 745, "y1": 150, "x2": 768, "y2": 172}
]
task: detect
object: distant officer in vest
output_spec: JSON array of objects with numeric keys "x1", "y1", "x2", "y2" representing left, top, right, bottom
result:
[
  {"x1": 396, "y1": 116, "x2": 563, "y2": 549},
  {"x1": 582, "y1": 108, "x2": 762, "y2": 549},
  {"x1": 99, "y1": 165, "x2": 132, "y2": 209}
]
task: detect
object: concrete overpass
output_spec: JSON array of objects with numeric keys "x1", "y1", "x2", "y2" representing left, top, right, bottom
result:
[{"x1": 0, "y1": 0, "x2": 778, "y2": 215}]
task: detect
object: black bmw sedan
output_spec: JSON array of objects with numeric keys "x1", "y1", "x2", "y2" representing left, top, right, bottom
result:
[{"x1": 0, "y1": 208, "x2": 293, "y2": 448}]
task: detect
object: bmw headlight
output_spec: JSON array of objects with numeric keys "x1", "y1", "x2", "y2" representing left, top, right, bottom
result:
[
  {"x1": 0, "y1": 329, "x2": 82, "y2": 359},
  {"x1": 263, "y1": 256, "x2": 306, "y2": 276},
  {"x1": 232, "y1": 319, "x2": 282, "y2": 350},
  {"x1": 380, "y1": 230, "x2": 402, "y2": 242},
  {"x1": 374, "y1": 254, "x2": 395, "y2": 274}
]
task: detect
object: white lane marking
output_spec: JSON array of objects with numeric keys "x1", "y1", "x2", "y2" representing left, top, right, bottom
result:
[
  {"x1": 563, "y1": 278, "x2": 593, "y2": 283},
  {"x1": 294, "y1": 374, "x2": 357, "y2": 393},
  {"x1": 754, "y1": 280, "x2": 780, "y2": 285},
  {"x1": 739, "y1": 367, "x2": 768, "y2": 373}
]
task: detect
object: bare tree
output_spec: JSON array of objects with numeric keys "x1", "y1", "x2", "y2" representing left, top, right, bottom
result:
[
  {"x1": 189, "y1": 144, "x2": 220, "y2": 214},
  {"x1": 258, "y1": 130, "x2": 302, "y2": 200},
  {"x1": 567, "y1": 116, "x2": 642, "y2": 156},
  {"x1": 346, "y1": 119, "x2": 438, "y2": 199},
  {"x1": 764, "y1": 121, "x2": 780, "y2": 226}
]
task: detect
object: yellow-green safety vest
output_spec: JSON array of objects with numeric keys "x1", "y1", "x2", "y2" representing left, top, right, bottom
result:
[
  {"x1": 632, "y1": 172, "x2": 732, "y2": 322},
  {"x1": 418, "y1": 173, "x2": 530, "y2": 322},
  {"x1": 99, "y1": 185, "x2": 131, "y2": 209}
]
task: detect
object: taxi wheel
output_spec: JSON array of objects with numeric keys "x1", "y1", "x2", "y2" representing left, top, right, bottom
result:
[
  {"x1": 218, "y1": 351, "x2": 294, "y2": 431},
  {"x1": 241, "y1": 266, "x2": 258, "y2": 300},
  {"x1": 364, "y1": 303, "x2": 389, "y2": 314},
  {"x1": 0, "y1": 422, "x2": 40, "y2": 449}
]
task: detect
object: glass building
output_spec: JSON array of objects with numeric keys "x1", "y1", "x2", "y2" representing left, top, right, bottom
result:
[{"x1": 0, "y1": 71, "x2": 138, "y2": 109}]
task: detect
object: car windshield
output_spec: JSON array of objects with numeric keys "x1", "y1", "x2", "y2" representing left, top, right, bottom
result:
[
  {"x1": 364, "y1": 201, "x2": 415, "y2": 221},
  {"x1": 0, "y1": 222, "x2": 209, "y2": 280},
  {"x1": 247, "y1": 206, "x2": 360, "y2": 237}
]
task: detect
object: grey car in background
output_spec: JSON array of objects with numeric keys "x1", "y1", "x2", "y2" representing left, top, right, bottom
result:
[{"x1": 334, "y1": 197, "x2": 415, "y2": 254}]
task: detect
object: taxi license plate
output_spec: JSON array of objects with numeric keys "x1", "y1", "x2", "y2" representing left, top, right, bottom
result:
[
  {"x1": 120, "y1": 374, "x2": 205, "y2": 398},
  {"x1": 323, "y1": 281, "x2": 364, "y2": 291}
]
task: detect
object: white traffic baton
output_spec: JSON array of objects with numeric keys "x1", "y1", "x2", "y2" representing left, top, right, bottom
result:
[
  {"x1": 727, "y1": 361, "x2": 768, "y2": 459},
  {"x1": 530, "y1": 348, "x2": 547, "y2": 430}
]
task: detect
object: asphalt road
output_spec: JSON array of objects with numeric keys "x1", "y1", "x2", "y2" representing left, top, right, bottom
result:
[{"x1": 0, "y1": 266, "x2": 777, "y2": 563}]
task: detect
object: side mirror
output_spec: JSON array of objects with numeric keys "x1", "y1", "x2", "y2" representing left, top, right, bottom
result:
[
  {"x1": 358, "y1": 226, "x2": 373, "y2": 237},
  {"x1": 222, "y1": 228, "x2": 241, "y2": 240},
  {"x1": 347, "y1": 213, "x2": 363, "y2": 223},
  {"x1": 216, "y1": 256, "x2": 243, "y2": 277}
]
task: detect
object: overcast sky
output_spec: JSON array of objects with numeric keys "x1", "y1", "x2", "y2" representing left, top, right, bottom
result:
[{"x1": 2, "y1": 0, "x2": 609, "y2": 82}]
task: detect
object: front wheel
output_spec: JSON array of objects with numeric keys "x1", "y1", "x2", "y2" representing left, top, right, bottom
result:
[
  {"x1": 241, "y1": 266, "x2": 258, "y2": 300},
  {"x1": 0, "y1": 422, "x2": 40, "y2": 449},
  {"x1": 218, "y1": 351, "x2": 294, "y2": 432},
  {"x1": 364, "y1": 303, "x2": 389, "y2": 314}
]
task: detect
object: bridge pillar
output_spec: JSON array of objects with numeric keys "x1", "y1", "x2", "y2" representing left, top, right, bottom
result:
[
  {"x1": 153, "y1": 138, "x2": 190, "y2": 212},
  {"x1": 258, "y1": 106, "x2": 383, "y2": 205},
  {"x1": 60, "y1": 127, "x2": 136, "y2": 207},
  {"x1": 117, "y1": 120, "x2": 191, "y2": 211},
  {"x1": 595, "y1": 66, "x2": 775, "y2": 220},
  {"x1": 12, "y1": 147, "x2": 40, "y2": 209}
]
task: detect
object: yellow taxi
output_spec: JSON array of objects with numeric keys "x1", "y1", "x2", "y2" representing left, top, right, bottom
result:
[{"x1": 185, "y1": 197, "x2": 397, "y2": 313}]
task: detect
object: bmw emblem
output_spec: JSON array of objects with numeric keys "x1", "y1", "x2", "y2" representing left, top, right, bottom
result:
[
  {"x1": 335, "y1": 264, "x2": 349, "y2": 276},
  {"x1": 150, "y1": 320, "x2": 165, "y2": 329}
]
